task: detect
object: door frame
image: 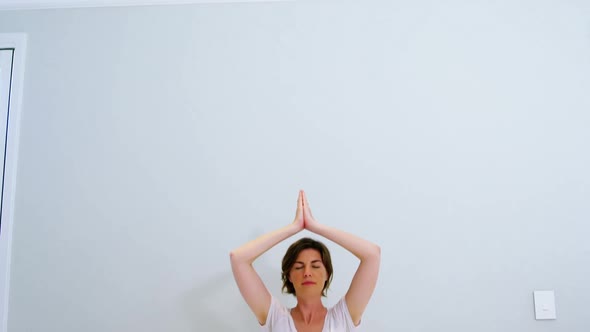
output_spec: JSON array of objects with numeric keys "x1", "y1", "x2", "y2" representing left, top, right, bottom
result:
[{"x1": 0, "y1": 33, "x2": 27, "y2": 332}]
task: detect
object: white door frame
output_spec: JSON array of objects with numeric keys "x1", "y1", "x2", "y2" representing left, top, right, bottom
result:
[{"x1": 0, "y1": 33, "x2": 27, "y2": 332}]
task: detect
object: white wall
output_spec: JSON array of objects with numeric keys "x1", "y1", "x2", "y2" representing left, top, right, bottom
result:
[{"x1": 1, "y1": 1, "x2": 589, "y2": 331}]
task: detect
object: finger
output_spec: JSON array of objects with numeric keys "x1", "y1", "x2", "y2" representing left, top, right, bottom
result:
[{"x1": 302, "y1": 190, "x2": 309, "y2": 208}]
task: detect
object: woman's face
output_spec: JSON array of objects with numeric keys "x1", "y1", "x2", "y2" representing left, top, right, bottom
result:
[{"x1": 289, "y1": 248, "x2": 328, "y2": 296}]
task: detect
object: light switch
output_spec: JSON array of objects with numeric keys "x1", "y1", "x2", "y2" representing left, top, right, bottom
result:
[{"x1": 533, "y1": 290, "x2": 556, "y2": 320}]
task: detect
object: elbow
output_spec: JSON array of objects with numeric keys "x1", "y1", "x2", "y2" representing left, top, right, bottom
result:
[
  {"x1": 229, "y1": 249, "x2": 240, "y2": 263},
  {"x1": 359, "y1": 243, "x2": 381, "y2": 262},
  {"x1": 229, "y1": 250, "x2": 244, "y2": 269},
  {"x1": 229, "y1": 249, "x2": 250, "y2": 265},
  {"x1": 229, "y1": 249, "x2": 240, "y2": 260},
  {"x1": 370, "y1": 244, "x2": 381, "y2": 261}
]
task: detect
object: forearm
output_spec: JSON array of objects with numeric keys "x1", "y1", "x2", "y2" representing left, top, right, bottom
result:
[
  {"x1": 309, "y1": 223, "x2": 380, "y2": 261},
  {"x1": 230, "y1": 223, "x2": 301, "y2": 264}
]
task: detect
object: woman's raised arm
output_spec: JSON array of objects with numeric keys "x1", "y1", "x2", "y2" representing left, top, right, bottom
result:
[
  {"x1": 302, "y1": 191, "x2": 381, "y2": 326},
  {"x1": 229, "y1": 191, "x2": 304, "y2": 324}
]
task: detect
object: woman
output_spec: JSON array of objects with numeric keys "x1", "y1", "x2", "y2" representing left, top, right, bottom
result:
[{"x1": 230, "y1": 190, "x2": 381, "y2": 331}]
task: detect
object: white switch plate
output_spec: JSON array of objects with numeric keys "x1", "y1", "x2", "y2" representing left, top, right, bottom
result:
[{"x1": 533, "y1": 290, "x2": 556, "y2": 320}]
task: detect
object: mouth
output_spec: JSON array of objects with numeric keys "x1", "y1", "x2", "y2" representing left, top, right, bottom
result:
[{"x1": 302, "y1": 281, "x2": 316, "y2": 286}]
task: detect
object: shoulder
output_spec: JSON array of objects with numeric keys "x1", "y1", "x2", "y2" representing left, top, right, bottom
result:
[
  {"x1": 261, "y1": 296, "x2": 293, "y2": 331},
  {"x1": 326, "y1": 297, "x2": 359, "y2": 331}
]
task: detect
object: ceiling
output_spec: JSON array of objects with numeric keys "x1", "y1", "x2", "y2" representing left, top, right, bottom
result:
[{"x1": 0, "y1": 0, "x2": 289, "y2": 10}]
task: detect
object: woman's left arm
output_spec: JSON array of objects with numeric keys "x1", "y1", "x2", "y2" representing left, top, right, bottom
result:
[{"x1": 302, "y1": 191, "x2": 381, "y2": 326}]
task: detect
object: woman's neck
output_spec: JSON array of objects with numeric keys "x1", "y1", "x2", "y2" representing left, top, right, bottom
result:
[{"x1": 293, "y1": 297, "x2": 326, "y2": 325}]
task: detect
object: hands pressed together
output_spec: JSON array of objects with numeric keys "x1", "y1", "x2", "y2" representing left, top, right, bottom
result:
[{"x1": 293, "y1": 190, "x2": 319, "y2": 232}]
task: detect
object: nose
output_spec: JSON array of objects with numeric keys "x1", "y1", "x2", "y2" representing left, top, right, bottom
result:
[{"x1": 304, "y1": 266, "x2": 312, "y2": 277}]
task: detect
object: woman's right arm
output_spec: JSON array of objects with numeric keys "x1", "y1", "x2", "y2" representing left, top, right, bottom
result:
[{"x1": 229, "y1": 191, "x2": 304, "y2": 325}]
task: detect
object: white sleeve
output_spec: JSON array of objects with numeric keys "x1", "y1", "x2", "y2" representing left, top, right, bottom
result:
[
  {"x1": 330, "y1": 297, "x2": 359, "y2": 331},
  {"x1": 261, "y1": 296, "x2": 290, "y2": 331}
]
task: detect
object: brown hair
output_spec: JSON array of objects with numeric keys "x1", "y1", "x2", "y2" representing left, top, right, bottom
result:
[{"x1": 281, "y1": 237, "x2": 333, "y2": 297}]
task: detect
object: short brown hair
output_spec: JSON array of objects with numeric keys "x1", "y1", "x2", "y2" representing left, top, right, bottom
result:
[{"x1": 281, "y1": 237, "x2": 333, "y2": 297}]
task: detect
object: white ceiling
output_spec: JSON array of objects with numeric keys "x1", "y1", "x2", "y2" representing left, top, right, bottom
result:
[{"x1": 0, "y1": 0, "x2": 289, "y2": 11}]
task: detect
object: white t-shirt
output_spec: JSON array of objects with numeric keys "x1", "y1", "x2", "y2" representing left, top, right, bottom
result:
[{"x1": 261, "y1": 296, "x2": 359, "y2": 332}]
